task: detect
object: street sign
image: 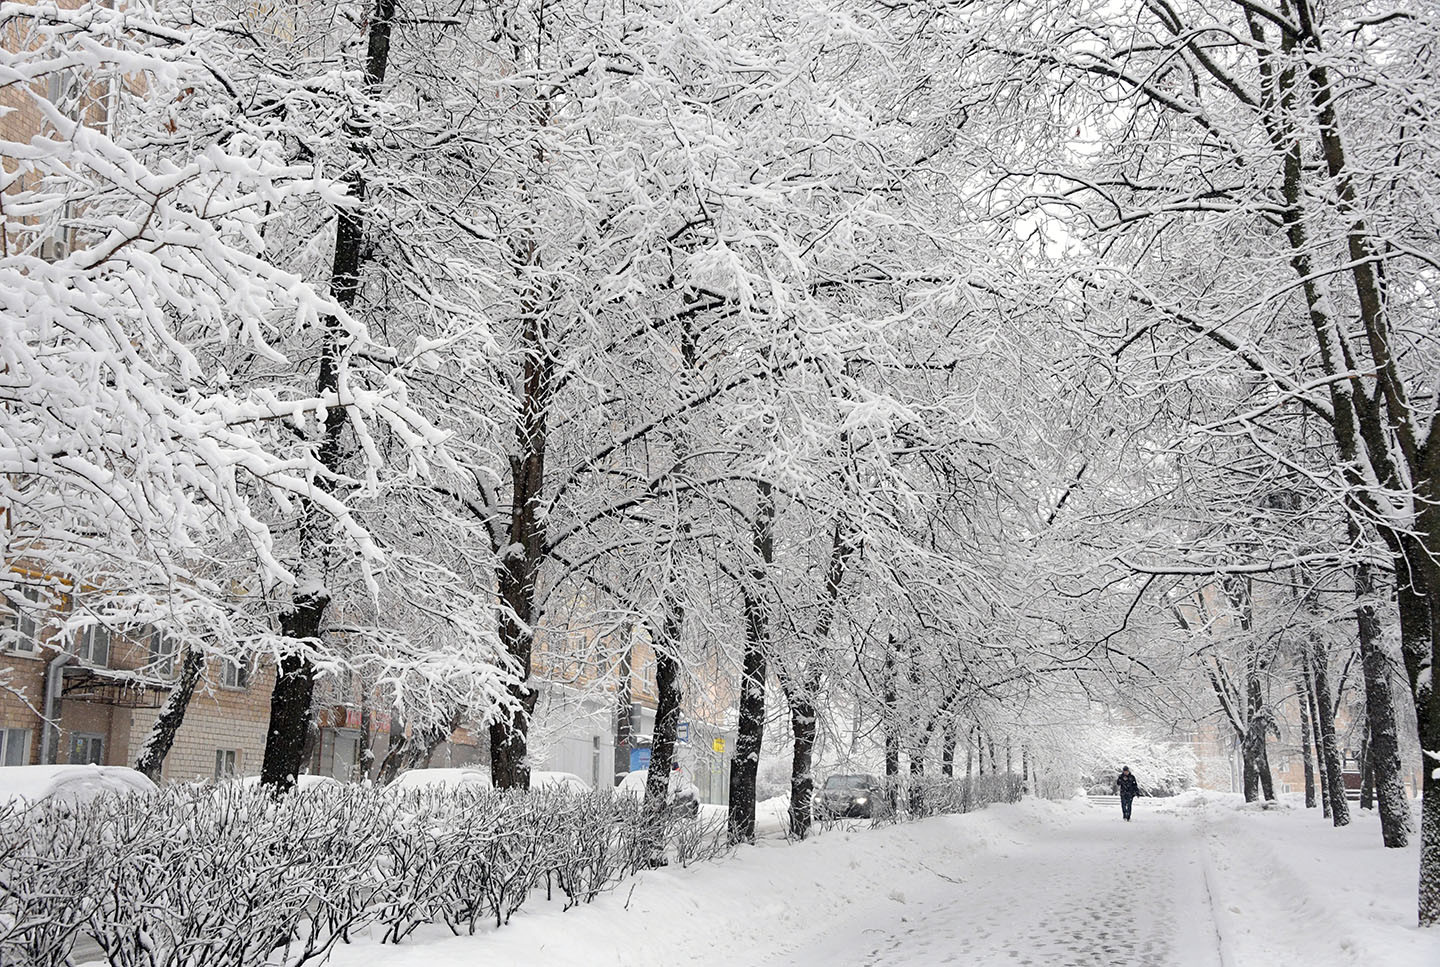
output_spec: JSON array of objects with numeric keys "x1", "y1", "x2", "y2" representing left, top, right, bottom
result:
[
  {"x1": 678, "y1": 721, "x2": 690, "y2": 744},
  {"x1": 712, "y1": 737, "x2": 725, "y2": 754}
]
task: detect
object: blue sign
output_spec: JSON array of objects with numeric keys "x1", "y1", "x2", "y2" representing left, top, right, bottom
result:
[
  {"x1": 630, "y1": 747, "x2": 651, "y2": 772},
  {"x1": 678, "y1": 721, "x2": 690, "y2": 744}
]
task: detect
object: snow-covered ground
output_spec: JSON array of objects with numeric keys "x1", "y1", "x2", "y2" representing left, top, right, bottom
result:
[{"x1": 323, "y1": 792, "x2": 1437, "y2": 967}]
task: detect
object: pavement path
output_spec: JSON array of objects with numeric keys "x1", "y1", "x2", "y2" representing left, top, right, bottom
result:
[{"x1": 767, "y1": 803, "x2": 1225, "y2": 967}]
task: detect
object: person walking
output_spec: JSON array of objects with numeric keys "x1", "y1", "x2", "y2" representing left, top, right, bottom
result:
[{"x1": 1115, "y1": 766, "x2": 1140, "y2": 821}]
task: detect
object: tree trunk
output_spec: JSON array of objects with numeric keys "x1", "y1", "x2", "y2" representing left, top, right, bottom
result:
[
  {"x1": 882, "y1": 642, "x2": 899, "y2": 814},
  {"x1": 262, "y1": 609, "x2": 322, "y2": 790},
  {"x1": 1245, "y1": 668, "x2": 1276, "y2": 801},
  {"x1": 1353, "y1": 556, "x2": 1411, "y2": 845},
  {"x1": 789, "y1": 696, "x2": 819, "y2": 836},
  {"x1": 884, "y1": 727, "x2": 900, "y2": 814},
  {"x1": 1395, "y1": 549, "x2": 1431, "y2": 700},
  {"x1": 490, "y1": 322, "x2": 549, "y2": 789},
  {"x1": 1256, "y1": 743, "x2": 1275, "y2": 802},
  {"x1": 729, "y1": 481, "x2": 773, "y2": 845},
  {"x1": 377, "y1": 710, "x2": 407, "y2": 784},
  {"x1": 358, "y1": 699, "x2": 375, "y2": 780},
  {"x1": 643, "y1": 605, "x2": 684, "y2": 817},
  {"x1": 1297, "y1": 671, "x2": 1317, "y2": 809},
  {"x1": 132, "y1": 646, "x2": 205, "y2": 781},
  {"x1": 1358, "y1": 729, "x2": 1373, "y2": 811},
  {"x1": 1304, "y1": 658, "x2": 1331, "y2": 819},
  {"x1": 908, "y1": 752, "x2": 926, "y2": 817},
  {"x1": 966, "y1": 726, "x2": 974, "y2": 779},
  {"x1": 614, "y1": 638, "x2": 633, "y2": 788},
  {"x1": 1395, "y1": 543, "x2": 1438, "y2": 923},
  {"x1": 1310, "y1": 636, "x2": 1351, "y2": 826},
  {"x1": 728, "y1": 634, "x2": 766, "y2": 843},
  {"x1": 1242, "y1": 747, "x2": 1259, "y2": 803},
  {"x1": 260, "y1": 0, "x2": 397, "y2": 790},
  {"x1": 781, "y1": 520, "x2": 855, "y2": 840},
  {"x1": 941, "y1": 721, "x2": 957, "y2": 778},
  {"x1": 407, "y1": 716, "x2": 457, "y2": 770},
  {"x1": 1400, "y1": 540, "x2": 1440, "y2": 925}
]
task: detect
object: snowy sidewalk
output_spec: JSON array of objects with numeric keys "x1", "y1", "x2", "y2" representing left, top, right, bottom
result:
[
  {"x1": 767, "y1": 802, "x2": 1220, "y2": 967},
  {"x1": 326, "y1": 795, "x2": 1438, "y2": 967}
]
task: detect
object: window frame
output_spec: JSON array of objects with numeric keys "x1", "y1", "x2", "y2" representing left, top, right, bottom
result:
[
  {"x1": 68, "y1": 732, "x2": 104, "y2": 765},
  {"x1": 220, "y1": 658, "x2": 250, "y2": 690},
  {"x1": 4, "y1": 586, "x2": 43, "y2": 656},
  {"x1": 147, "y1": 627, "x2": 177, "y2": 679},
  {"x1": 75, "y1": 622, "x2": 111, "y2": 667},
  {"x1": 1, "y1": 728, "x2": 32, "y2": 767},
  {"x1": 213, "y1": 748, "x2": 238, "y2": 779}
]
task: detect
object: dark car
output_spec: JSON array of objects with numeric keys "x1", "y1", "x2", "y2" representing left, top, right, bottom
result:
[{"x1": 817, "y1": 773, "x2": 886, "y2": 819}]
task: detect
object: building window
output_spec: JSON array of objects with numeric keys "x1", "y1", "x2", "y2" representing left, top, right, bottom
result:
[
  {"x1": 592, "y1": 735, "x2": 602, "y2": 787},
  {"x1": 1, "y1": 728, "x2": 32, "y2": 767},
  {"x1": 5, "y1": 586, "x2": 42, "y2": 654},
  {"x1": 221, "y1": 658, "x2": 250, "y2": 690},
  {"x1": 69, "y1": 733, "x2": 104, "y2": 765},
  {"x1": 76, "y1": 623, "x2": 111, "y2": 666},
  {"x1": 214, "y1": 749, "x2": 238, "y2": 779},
  {"x1": 148, "y1": 628, "x2": 177, "y2": 679},
  {"x1": 329, "y1": 731, "x2": 360, "y2": 780}
]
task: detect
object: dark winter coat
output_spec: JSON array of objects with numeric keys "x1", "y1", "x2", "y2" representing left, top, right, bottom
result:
[{"x1": 1116, "y1": 772, "x2": 1139, "y2": 798}]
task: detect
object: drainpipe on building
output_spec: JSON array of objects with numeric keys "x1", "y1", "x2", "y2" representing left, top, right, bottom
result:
[{"x1": 38, "y1": 653, "x2": 69, "y2": 764}]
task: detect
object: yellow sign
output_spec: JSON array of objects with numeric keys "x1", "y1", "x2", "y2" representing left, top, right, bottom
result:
[{"x1": 712, "y1": 737, "x2": 725, "y2": 754}]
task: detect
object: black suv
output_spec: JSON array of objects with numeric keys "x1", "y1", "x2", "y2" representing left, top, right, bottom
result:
[{"x1": 816, "y1": 773, "x2": 886, "y2": 819}]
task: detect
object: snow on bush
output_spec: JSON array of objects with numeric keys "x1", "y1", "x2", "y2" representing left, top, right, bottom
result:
[
  {"x1": 0, "y1": 783, "x2": 719, "y2": 966},
  {"x1": 906, "y1": 773, "x2": 1026, "y2": 818}
]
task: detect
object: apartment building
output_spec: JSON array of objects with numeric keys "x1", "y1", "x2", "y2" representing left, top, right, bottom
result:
[{"x1": 0, "y1": 580, "x2": 271, "y2": 779}]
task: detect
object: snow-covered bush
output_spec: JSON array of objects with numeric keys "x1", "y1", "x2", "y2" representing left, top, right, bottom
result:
[
  {"x1": 545, "y1": 792, "x2": 644, "y2": 909},
  {"x1": 0, "y1": 780, "x2": 728, "y2": 964},
  {"x1": 669, "y1": 809, "x2": 731, "y2": 869},
  {"x1": 0, "y1": 800, "x2": 102, "y2": 967},
  {"x1": 882, "y1": 773, "x2": 1025, "y2": 822},
  {"x1": 372, "y1": 788, "x2": 467, "y2": 943}
]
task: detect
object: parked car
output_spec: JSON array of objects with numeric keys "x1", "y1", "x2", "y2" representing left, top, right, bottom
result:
[
  {"x1": 388, "y1": 767, "x2": 492, "y2": 794},
  {"x1": 1, "y1": 764, "x2": 157, "y2": 808},
  {"x1": 530, "y1": 770, "x2": 589, "y2": 794},
  {"x1": 617, "y1": 764, "x2": 700, "y2": 818},
  {"x1": 816, "y1": 773, "x2": 887, "y2": 819}
]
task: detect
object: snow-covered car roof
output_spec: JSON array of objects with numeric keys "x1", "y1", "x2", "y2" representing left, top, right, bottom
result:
[
  {"x1": 388, "y1": 767, "x2": 492, "y2": 793},
  {"x1": 531, "y1": 770, "x2": 589, "y2": 793},
  {"x1": 0, "y1": 764, "x2": 157, "y2": 807},
  {"x1": 616, "y1": 767, "x2": 698, "y2": 800}
]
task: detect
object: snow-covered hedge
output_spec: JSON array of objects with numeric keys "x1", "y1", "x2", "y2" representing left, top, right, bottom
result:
[
  {"x1": 0, "y1": 783, "x2": 724, "y2": 967},
  {"x1": 896, "y1": 772, "x2": 1025, "y2": 821},
  {"x1": 809, "y1": 772, "x2": 1024, "y2": 831}
]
